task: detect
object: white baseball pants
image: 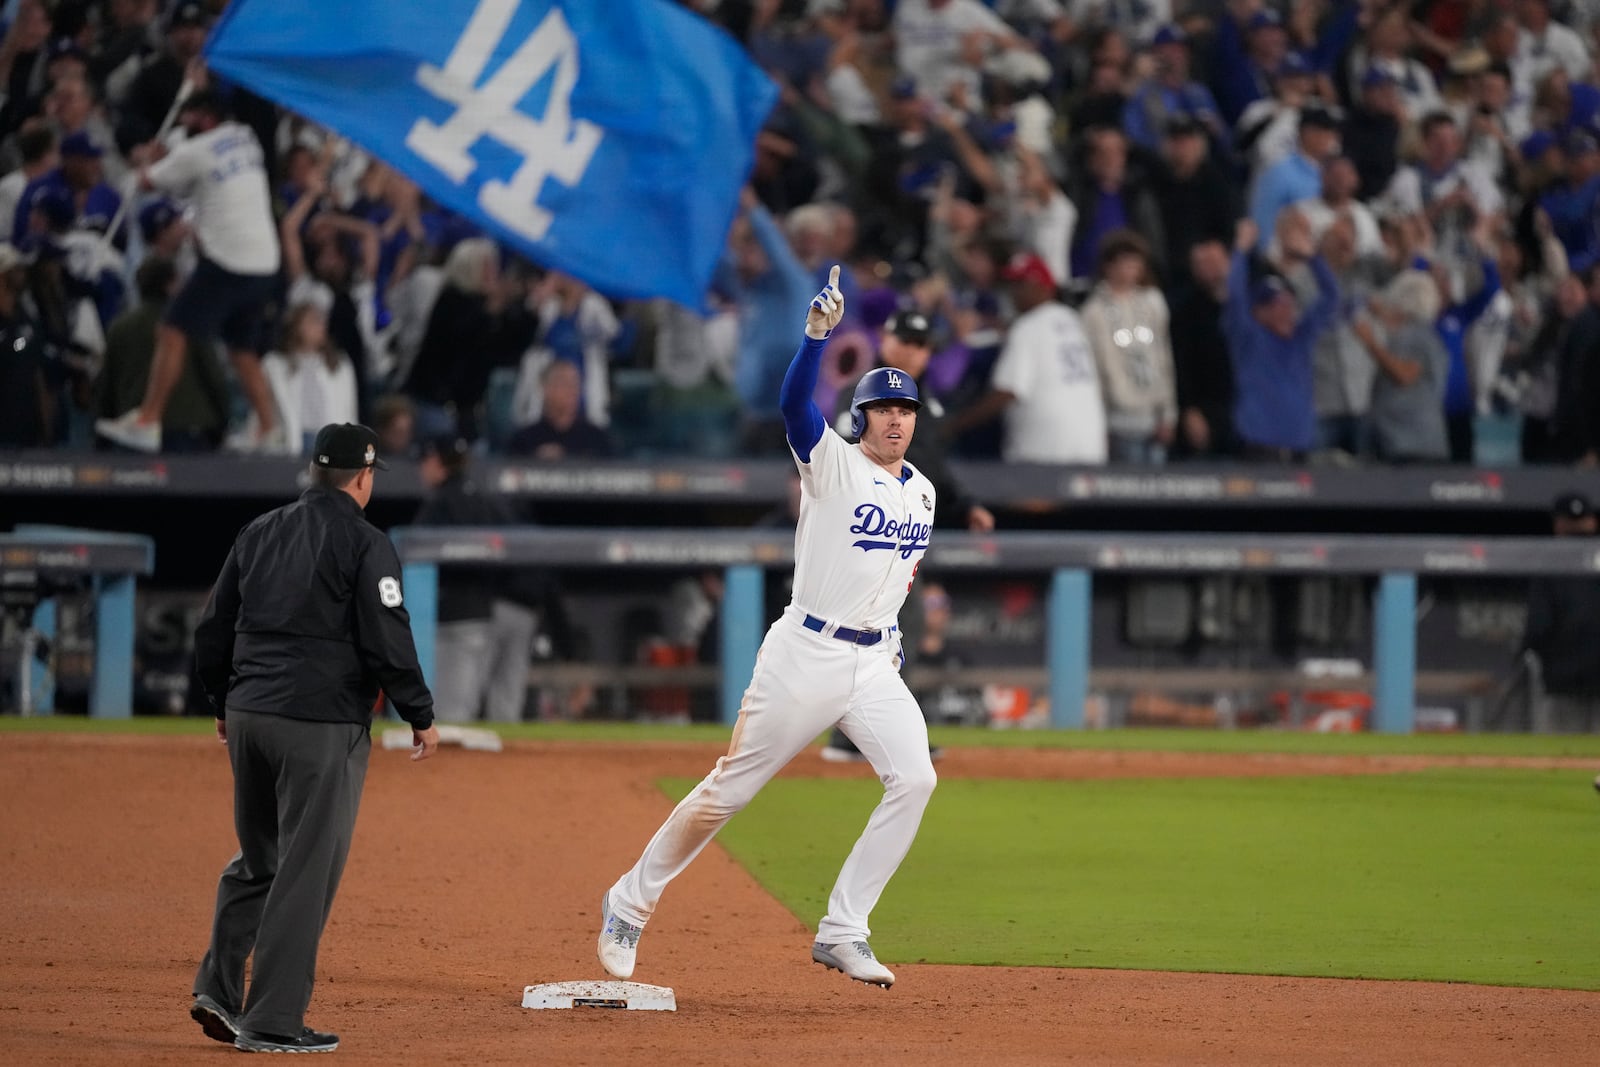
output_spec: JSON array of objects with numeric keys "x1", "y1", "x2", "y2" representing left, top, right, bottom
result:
[{"x1": 607, "y1": 606, "x2": 937, "y2": 945}]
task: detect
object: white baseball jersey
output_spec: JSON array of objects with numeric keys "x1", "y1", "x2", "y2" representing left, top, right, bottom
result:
[
  {"x1": 147, "y1": 122, "x2": 281, "y2": 276},
  {"x1": 790, "y1": 427, "x2": 935, "y2": 631}
]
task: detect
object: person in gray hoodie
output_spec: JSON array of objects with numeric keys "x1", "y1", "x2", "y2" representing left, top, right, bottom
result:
[{"x1": 1356, "y1": 269, "x2": 1451, "y2": 462}]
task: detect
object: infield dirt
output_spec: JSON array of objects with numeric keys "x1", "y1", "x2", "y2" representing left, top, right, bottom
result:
[{"x1": 3, "y1": 733, "x2": 1596, "y2": 1066}]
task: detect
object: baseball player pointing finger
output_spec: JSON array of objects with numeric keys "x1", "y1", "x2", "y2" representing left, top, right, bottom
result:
[{"x1": 597, "y1": 265, "x2": 937, "y2": 988}]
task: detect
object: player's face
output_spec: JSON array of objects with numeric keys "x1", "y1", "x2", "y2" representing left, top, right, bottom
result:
[{"x1": 859, "y1": 402, "x2": 917, "y2": 466}]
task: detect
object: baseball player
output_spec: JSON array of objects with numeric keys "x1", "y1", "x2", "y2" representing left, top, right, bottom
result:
[{"x1": 597, "y1": 266, "x2": 937, "y2": 988}]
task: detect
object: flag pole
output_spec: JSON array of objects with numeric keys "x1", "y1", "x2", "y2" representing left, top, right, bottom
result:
[{"x1": 100, "y1": 76, "x2": 196, "y2": 254}]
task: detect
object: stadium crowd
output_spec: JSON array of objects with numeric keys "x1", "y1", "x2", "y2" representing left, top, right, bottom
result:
[{"x1": 2, "y1": 0, "x2": 1600, "y2": 467}]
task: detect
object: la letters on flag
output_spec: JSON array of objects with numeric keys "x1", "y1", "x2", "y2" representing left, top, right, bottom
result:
[{"x1": 204, "y1": 0, "x2": 778, "y2": 307}]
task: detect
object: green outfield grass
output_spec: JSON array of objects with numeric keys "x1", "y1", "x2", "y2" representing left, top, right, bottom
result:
[
  {"x1": 7, "y1": 715, "x2": 1600, "y2": 757},
  {"x1": 690, "y1": 769, "x2": 1600, "y2": 991}
]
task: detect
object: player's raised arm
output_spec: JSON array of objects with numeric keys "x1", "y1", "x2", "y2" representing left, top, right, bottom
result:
[{"x1": 778, "y1": 264, "x2": 844, "y2": 461}]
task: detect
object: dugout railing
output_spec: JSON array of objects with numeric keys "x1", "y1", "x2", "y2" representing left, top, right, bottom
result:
[{"x1": 390, "y1": 528, "x2": 1600, "y2": 733}]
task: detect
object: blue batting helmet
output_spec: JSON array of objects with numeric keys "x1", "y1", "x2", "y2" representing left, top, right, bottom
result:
[{"x1": 849, "y1": 367, "x2": 921, "y2": 438}]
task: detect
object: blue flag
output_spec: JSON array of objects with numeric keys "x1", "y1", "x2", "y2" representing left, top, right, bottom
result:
[{"x1": 205, "y1": 0, "x2": 777, "y2": 307}]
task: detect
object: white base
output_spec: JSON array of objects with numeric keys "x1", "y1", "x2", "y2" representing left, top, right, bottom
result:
[
  {"x1": 380, "y1": 725, "x2": 503, "y2": 752},
  {"x1": 521, "y1": 980, "x2": 676, "y2": 1011}
]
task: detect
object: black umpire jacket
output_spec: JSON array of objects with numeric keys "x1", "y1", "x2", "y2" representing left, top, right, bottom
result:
[{"x1": 194, "y1": 485, "x2": 435, "y2": 730}]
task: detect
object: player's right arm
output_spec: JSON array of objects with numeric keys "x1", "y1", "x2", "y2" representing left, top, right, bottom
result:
[{"x1": 778, "y1": 264, "x2": 844, "y2": 463}]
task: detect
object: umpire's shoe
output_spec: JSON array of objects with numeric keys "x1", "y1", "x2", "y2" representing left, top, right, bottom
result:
[
  {"x1": 234, "y1": 1026, "x2": 339, "y2": 1053},
  {"x1": 189, "y1": 994, "x2": 239, "y2": 1043},
  {"x1": 598, "y1": 892, "x2": 645, "y2": 979},
  {"x1": 812, "y1": 940, "x2": 895, "y2": 987}
]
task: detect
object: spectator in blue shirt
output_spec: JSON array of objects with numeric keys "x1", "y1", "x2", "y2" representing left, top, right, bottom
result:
[
  {"x1": 12, "y1": 132, "x2": 124, "y2": 249},
  {"x1": 1123, "y1": 25, "x2": 1226, "y2": 152},
  {"x1": 1211, "y1": 7, "x2": 1290, "y2": 126},
  {"x1": 1224, "y1": 216, "x2": 1342, "y2": 459},
  {"x1": 729, "y1": 186, "x2": 816, "y2": 455},
  {"x1": 1429, "y1": 250, "x2": 1502, "y2": 462},
  {"x1": 1249, "y1": 105, "x2": 1342, "y2": 245},
  {"x1": 1539, "y1": 131, "x2": 1600, "y2": 273}
]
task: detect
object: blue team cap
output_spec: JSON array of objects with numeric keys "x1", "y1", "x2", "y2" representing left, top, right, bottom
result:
[
  {"x1": 138, "y1": 198, "x2": 181, "y2": 243},
  {"x1": 1152, "y1": 23, "x2": 1186, "y2": 47},
  {"x1": 889, "y1": 74, "x2": 919, "y2": 100},
  {"x1": 59, "y1": 131, "x2": 102, "y2": 158},
  {"x1": 1251, "y1": 275, "x2": 1293, "y2": 307},
  {"x1": 28, "y1": 184, "x2": 74, "y2": 230},
  {"x1": 1249, "y1": 9, "x2": 1283, "y2": 31},
  {"x1": 1520, "y1": 129, "x2": 1557, "y2": 159},
  {"x1": 1361, "y1": 66, "x2": 1397, "y2": 90},
  {"x1": 1277, "y1": 52, "x2": 1313, "y2": 78}
]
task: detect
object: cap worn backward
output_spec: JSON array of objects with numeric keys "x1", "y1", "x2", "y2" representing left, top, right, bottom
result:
[{"x1": 312, "y1": 423, "x2": 389, "y2": 470}]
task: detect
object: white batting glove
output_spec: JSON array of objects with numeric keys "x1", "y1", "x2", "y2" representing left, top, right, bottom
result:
[{"x1": 805, "y1": 264, "x2": 844, "y2": 340}]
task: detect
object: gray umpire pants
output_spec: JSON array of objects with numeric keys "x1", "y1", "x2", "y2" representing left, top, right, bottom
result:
[{"x1": 193, "y1": 709, "x2": 370, "y2": 1036}]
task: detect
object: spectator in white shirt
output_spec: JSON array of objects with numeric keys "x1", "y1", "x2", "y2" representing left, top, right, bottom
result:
[
  {"x1": 1381, "y1": 111, "x2": 1504, "y2": 261},
  {"x1": 950, "y1": 251, "x2": 1108, "y2": 463},
  {"x1": 893, "y1": 0, "x2": 1033, "y2": 111},
  {"x1": 1236, "y1": 52, "x2": 1319, "y2": 180},
  {"x1": 0, "y1": 122, "x2": 55, "y2": 236},
  {"x1": 1516, "y1": 0, "x2": 1593, "y2": 84},
  {"x1": 810, "y1": 1, "x2": 880, "y2": 127},
  {"x1": 1296, "y1": 156, "x2": 1385, "y2": 258},
  {"x1": 1349, "y1": 9, "x2": 1442, "y2": 121},
  {"x1": 263, "y1": 299, "x2": 359, "y2": 455},
  {"x1": 95, "y1": 90, "x2": 284, "y2": 454},
  {"x1": 43, "y1": 75, "x2": 127, "y2": 185}
]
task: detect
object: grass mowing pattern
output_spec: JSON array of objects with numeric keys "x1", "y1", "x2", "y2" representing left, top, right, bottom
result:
[
  {"x1": 686, "y1": 769, "x2": 1600, "y2": 990},
  {"x1": 6, "y1": 717, "x2": 1600, "y2": 758}
]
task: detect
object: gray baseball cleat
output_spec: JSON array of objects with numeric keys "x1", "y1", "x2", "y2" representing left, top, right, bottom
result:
[
  {"x1": 598, "y1": 892, "x2": 644, "y2": 979},
  {"x1": 812, "y1": 940, "x2": 895, "y2": 987}
]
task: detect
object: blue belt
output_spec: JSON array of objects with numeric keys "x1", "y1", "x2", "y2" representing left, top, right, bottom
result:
[{"x1": 803, "y1": 614, "x2": 884, "y2": 646}]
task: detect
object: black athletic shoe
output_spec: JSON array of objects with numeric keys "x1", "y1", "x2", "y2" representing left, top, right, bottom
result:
[
  {"x1": 234, "y1": 1026, "x2": 339, "y2": 1053},
  {"x1": 189, "y1": 994, "x2": 239, "y2": 1043}
]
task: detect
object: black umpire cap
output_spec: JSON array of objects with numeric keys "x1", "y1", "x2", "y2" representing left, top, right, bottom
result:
[
  {"x1": 312, "y1": 423, "x2": 389, "y2": 470},
  {"x1": 885, "y1": 309, "x2": 932, "y2": 345}
]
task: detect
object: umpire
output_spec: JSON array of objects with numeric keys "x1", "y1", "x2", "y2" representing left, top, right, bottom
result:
[{"x1": 189, "y1": 422, "x2": 440, "y2": 1054}]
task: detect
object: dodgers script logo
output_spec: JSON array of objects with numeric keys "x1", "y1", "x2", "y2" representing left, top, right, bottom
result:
[
  {"x1": 850, "y1": 503, "x2": 931, "y2": 559},
  {"x1": 406, "y1": 1, "x2": 603, "y2": 242}
]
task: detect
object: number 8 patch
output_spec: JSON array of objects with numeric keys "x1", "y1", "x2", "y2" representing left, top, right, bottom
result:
[{"x1": 378, "y1": 576, "x2": 404, "y2": 608}]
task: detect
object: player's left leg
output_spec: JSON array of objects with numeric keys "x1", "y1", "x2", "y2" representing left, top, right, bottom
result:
[{"x1": 819, "y1": 657, "x2": 937, "y2": 947}]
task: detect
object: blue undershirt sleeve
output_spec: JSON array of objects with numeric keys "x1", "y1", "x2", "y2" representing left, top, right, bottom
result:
[{"x1": 779, "y1": 335, "x2": 828, "y2": 462}]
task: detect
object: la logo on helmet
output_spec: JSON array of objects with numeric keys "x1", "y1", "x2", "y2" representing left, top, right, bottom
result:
[{"x1": 886, "y1": 371, "x2": 903, "y2": 389}]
